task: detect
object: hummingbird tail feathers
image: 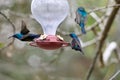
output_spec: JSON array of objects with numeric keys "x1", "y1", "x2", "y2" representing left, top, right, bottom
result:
[
  {"x1": 81, "y1": 27, "x2": 86, "y2": 34},
  {"x1": 80, "y1": 23, "x2": 86, "y2": 34}
]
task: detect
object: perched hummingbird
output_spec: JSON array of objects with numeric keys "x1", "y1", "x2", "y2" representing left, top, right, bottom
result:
[
  {"x1": 69, "y1": 33, "x2": 84, "y2": 55},
  {"x1": 9, "y1": 21, "x2": 41, "y2": 41},
  {"x1": 75, "y1": 7, "x2": 87, "y2": 34}
]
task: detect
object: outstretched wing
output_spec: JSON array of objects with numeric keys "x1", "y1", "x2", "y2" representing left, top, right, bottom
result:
[{"x1": 20, "y1": 20, "x2": 30, "y2": 35}]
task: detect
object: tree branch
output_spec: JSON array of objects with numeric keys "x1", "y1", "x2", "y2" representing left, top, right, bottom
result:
[
  {"x1": 86, "y1": 0, "x2": 120, "y2": 80},
  {"x1": 88, "y1": 4, "x2": 120, "y2": 14},
  {"x1": 109, "y1": 70, "x2": 120, "y2": 80},
  {"x1": 0, "y1": 11, "x2": 16, "y2": 52},
  {"x1": 57, "y1": 15, "x2": 107, "y2": 36}
]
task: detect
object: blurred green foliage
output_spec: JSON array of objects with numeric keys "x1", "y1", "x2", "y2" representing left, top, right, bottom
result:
[{"x1": 0, "y1": 43, "x2": 4, "y2": 48}]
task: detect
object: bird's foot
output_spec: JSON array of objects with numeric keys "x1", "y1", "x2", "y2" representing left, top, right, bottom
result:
[
  {"x1": 56, "y1": 35, "x2": 64, "y2": 41},
  {"x1": 38, "y1": 34, "x2": 48, "y2": 40}
]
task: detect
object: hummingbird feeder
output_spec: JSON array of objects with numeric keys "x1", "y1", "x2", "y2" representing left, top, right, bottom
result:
[
  {"x1": 30, "y1": 35, "x2": 70, "y2": 50},
  {"x1": 30, "y1": 0, "x2": 70, "y2": 50}
]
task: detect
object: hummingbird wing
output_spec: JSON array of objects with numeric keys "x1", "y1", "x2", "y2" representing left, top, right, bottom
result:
[
  {"x1": 75, "y1": 11, "x2": 81, "y2": 24},
  {"x1": 73, "y1": 38, "x2": 81, "y2": 48},
  {"x1": 73, "y1": 38, "x2": 84, "y2": 55},
  {"x1": 20, "y1": 20, "x2": 30, "y2": 35}
]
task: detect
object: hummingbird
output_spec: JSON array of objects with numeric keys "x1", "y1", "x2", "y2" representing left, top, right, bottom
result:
[
  {"x1": 75, "y1": 7, "x2": 87, "y2": 34},
  {"x1": 69, "y1": 33, "x2": 84, "y2": 55},
  {"x1": 9, "y1": 21, "x2": 41, "y2": 41}
]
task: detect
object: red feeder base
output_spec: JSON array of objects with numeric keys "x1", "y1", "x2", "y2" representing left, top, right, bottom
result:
[{"x1": 30, "y1": 35, "x2": 70, "y2": 50}]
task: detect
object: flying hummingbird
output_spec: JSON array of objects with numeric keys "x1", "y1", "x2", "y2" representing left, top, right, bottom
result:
[{"x1": 9, "y1": 21, "x2": 41, "y2": 41}]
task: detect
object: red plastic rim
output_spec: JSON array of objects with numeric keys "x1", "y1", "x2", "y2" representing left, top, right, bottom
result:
[{"x1": 30, "y1": 35, "x2": 70, "y2": 50}]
